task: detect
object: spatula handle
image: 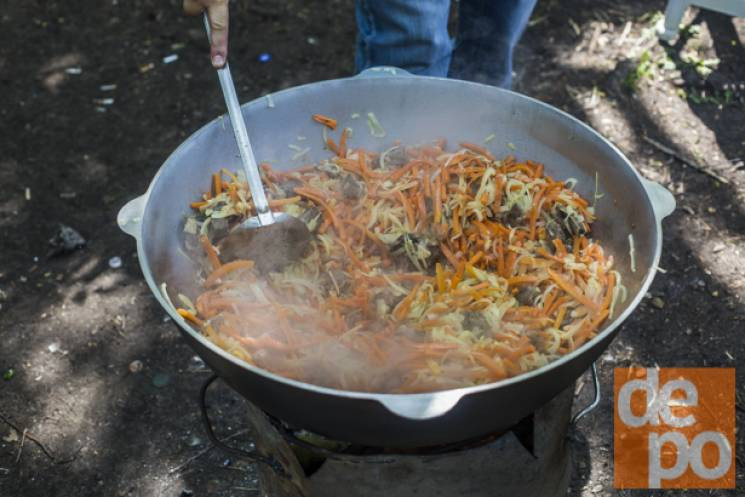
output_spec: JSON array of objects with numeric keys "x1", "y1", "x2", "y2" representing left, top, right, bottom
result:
[{"x1": 203, "y1": 13, "x2": 274, "y2": 226}]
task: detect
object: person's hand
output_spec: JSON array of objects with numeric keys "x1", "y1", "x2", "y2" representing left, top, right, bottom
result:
[{"x1": 183, "y1": 0, "x2": 229, "y2": 68}]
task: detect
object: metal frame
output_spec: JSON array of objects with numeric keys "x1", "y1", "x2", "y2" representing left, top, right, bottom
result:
[{"x1": 571, "y1": 363, "x2": 601, "y2": 424}]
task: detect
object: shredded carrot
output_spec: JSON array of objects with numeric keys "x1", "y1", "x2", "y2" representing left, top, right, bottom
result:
[
  {"x1": 528, "y1": 186, "x2": 546, "y2": 240},
  {"x1": 295, "y1": 187, "x2": 347, "y2": 240},
  {"x1": 553, "y1": 239, "x2": 568, "y2": 257},
  {"x1": 472, "y1": 352, "x2": 507, "y2": 379},
  {"x1": 451, "y1": 261, "x2": 466, "y2": 290},
  {"x1": 212, "y1": 173, "x2": 222, "y2": 196},
  {"x1": 396, "y1": 190, "x2": 416, "y2": 230},
  {"x1": 507, "y1": 275, "x2": 538, "y2": 286},
  {"x1": 267, "y1": 196, "x2": 300, "y2": 207},
  {"x1": 177, "y1": 308, "x2": 204, "y2": 327},
  {"x1": 460, "y1": 142, "x2": 495, "y2": 160},
  {"x1": 394, "y1": 282, "x2": 422, "y2": 320},
  {"x1": 435, "y1": 263, "x2": 446, "y2": 294},
  {"x1": 553, "y1": 305, "x2": 567, "y2": 329},
  {"x1": 312, "y1": 113, "x2": 337, "y2": 130},
  {"x1": 547, "y1": 269, "x2": 599, "y2": 311},
  {"x1": 440, "y1": 242, "x2": 459, "y2": 268},
  {"x1": 326, "y1": 136, "x2": 339, "y2": 155},
  {"x1": 205, "y1": 260, "x2": 255, "y2": 287},
  {"x1": 338, "y1": 128, "x2": 348, "y2": 158},
  {"x1": 200, "y1": 235, "x2": 221, "y2": 270}
]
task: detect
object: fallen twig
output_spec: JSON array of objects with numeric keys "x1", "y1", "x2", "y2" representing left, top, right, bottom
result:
[
  {"x1": 0, "y1": 412, "x2": 57, "y2": 462},
  {"x1": 168, "y1": 428, "x2": 250, "y2": 474},
  {"x1": 15, "y1": 429, "x2": 27, "y2": 464},
  {"x1": 642, "y1": 135, "x2": 729, "y2": 184}
]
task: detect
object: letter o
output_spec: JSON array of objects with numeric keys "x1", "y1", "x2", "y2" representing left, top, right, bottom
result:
[{"x1": 689, "y1": 431, "x2": 731, "y2": 481}]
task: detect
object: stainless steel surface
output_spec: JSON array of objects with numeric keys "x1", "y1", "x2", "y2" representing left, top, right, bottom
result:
[
  {"x1": 218, "y1": 212, "x2": 313, "y2": 273},
  {"x1": 203, "y1": 12, "x2": 273, "y2": 225},
  {"x1": 118, "y1": 67, "x2": 675, "y2": 447}
]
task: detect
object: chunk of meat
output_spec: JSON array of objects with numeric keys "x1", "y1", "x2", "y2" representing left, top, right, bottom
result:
[
  {"x1": 499, "y1": 204, "x2": 524, "y2": 227},
  {"x1": 341, "y1": 174, "x2": 365, "y2": 200},
  {"x1": 463, "y1": 311, "x2": 490, "y2": 334},
  {"x1": 382, "y1": 146, "x2": 408, "y2": 168},
  {"x1": 515, "y1": 285, "x2": 540, "y2": 306}
]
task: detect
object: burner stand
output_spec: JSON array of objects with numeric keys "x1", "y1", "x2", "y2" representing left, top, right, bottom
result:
[{"x1": 201, "y1": 377, "x2": 584, "y2": 497}]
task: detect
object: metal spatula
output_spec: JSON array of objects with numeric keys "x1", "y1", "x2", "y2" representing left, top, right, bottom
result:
[{"x1": 202, "y1": 13, "x2": 311, "y2": 272}]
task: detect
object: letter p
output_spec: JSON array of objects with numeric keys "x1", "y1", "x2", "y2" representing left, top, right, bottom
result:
[{"x1": 649, "y1": 432, "x2": 689, "y2": 488}]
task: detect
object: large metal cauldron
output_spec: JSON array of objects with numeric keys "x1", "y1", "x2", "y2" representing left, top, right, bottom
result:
[{"x1": 118, "y1": 67, "x2": 674, "y2": 447}]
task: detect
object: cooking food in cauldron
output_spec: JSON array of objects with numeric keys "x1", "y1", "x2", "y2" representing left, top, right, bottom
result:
[{"x1": 174, "y1": 124, "x2": 626, "y2": 393}]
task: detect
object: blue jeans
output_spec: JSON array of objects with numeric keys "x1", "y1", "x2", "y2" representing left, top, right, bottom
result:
[{"x1": 355, "y1": 0, "x2": 537, "y2": 88}]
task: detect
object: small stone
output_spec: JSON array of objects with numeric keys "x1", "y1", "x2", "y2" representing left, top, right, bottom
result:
[
  {"x1": 306, "y1": 36, "x2": 318, "y2": 45},
  {"x1": 685, "y1": 328, "x2": 692, "y2": 335},
  {"x1": 48, "y1": 224, "x2": 86, "y2": 255},
  {"x1": 128, "y1": 360, "x2": 143, "y2": 373},
  {"x1": 108, "y1": 256, "x2": 123, "y2": 269},
  {"x1": 151, "y1": 372, "x2": 170, "y2": 388},
  {"x1": 711, "y1": 290, "x2": 719, "y2": 297},
  {"x1": 189, "y1": 355, "x2": 205, "y2": 369},
  {"x1": 48, "y1": 342, "x2": 60, "y2": 353},
  {"x1": 187, "y1": 435, "x2": 202, "y2": 447},
  {"x1": 592, "y1": 483, "x2": 603, "y2": 493}
]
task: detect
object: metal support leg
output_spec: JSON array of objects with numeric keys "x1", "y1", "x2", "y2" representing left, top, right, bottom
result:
[
  {"x1": 660, "y1": 0, "x2": 745, "y2": 41},
  {"x1": 571, "y1": 363, "x2": 600, "y2": 424}
]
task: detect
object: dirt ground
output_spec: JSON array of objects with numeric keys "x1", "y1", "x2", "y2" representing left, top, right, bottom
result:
[{"x1": 0, "y1": 1, "x2": 743, "y2": 496}]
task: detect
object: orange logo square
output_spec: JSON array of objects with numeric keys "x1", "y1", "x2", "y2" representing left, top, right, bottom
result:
[{"x1": 614, "y1": 368, "x2": 735, "y2": 489}]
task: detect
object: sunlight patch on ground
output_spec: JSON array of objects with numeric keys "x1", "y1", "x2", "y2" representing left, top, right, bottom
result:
[
  {"x1": 37, "y1": 52, "x2": 85, "y2": 94},
  {"x1": 138, "y1": 469, "x2": 186, "y2": 497},
  {"x1": 17, "y1": 274, "x2": 149, "y2": 436},
  {"x1": 636, "y1": 85, "x2": 734, "y2": 173},
  {"x1": 556, "y1": 16, "x2": 662, "y2": 71},
  {"x1": 69, "y1": 256, "x2": 100, "y2": 281},
  {"x1": 566, "y1": 86, "x2": 675, "y2": 185},
  {"x1": 685, "y1": 234, "x2": 745, "y2": 301}
]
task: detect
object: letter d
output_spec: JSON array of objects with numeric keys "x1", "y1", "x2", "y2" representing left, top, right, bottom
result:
[{"x1": 618, "y1": 368, "x2": 660, "y2": 427}]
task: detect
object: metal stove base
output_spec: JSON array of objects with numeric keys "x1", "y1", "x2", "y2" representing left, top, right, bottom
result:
[{"x1": 236, "y1": 387, "x2": 573, "y2": 497}]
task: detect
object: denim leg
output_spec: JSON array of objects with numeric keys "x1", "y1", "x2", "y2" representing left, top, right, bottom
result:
[
  {"x1": 355, "y1": 0, "x2": 453, "y2": 76},
  {"x1": 450, "y1": 0, "x2": 537, "y2": 88}
]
